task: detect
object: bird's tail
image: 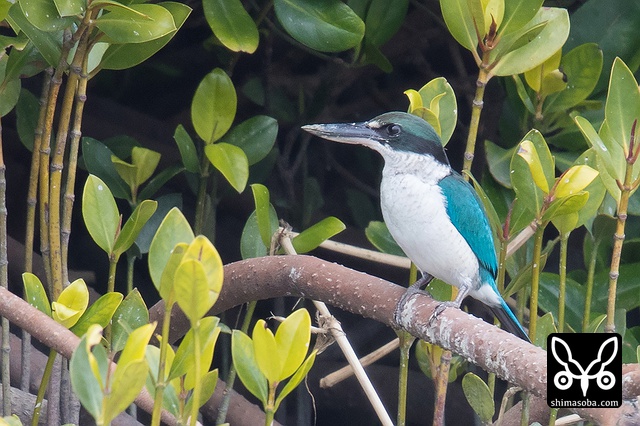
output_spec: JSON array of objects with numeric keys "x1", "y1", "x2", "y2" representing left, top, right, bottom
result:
[{"x1": 490, "y1": 299, "x2": 530, "y2": 342}]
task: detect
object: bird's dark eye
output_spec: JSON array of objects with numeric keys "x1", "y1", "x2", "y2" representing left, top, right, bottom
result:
[{"x1": 386, "y1": 124, "x2": 402, "y2": 136}]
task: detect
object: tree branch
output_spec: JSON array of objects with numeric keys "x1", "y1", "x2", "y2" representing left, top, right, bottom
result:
[{"x1": 149, "y1": 255, "x2": 640, "y2": 425}]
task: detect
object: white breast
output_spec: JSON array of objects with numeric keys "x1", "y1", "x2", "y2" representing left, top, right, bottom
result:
[{"x1": 378, "y1": 153, "x2": 481, "y2": 291}]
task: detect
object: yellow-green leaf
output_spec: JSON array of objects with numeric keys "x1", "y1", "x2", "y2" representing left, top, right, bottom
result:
[
  {"x1": 174, "y1": 259, "x2": 216, "y2": 323},
  {"x1": 205, "y1": 142, "x2": 249, "y2": 193},
  {"x1": 517, "y1": 139, "x2": 550, "y2": 193},
  {"x1": 159, "y1": 242, "x2": 188, "y2": 301},
  {"x1": 404, "y1": 89, "x2": 423, "y2": 111},
  {"x1": 524, "y1": 48, "x2": 562, "y2": 92},
  {"x1": 183, "y1": 235, "x2": 224, "y2": 295},
  {"x1": 554, "y1": 165, "x2": 599, "y2": 199},
  {"x1": 275, "y1": 309, "x2": 311, "y2": 381},
  {"x1": 252, "y1": 320, "x2": 282, "y2": 383},
  {"x1": 52, "y1": 278, "x2": 89, "y2": 328}
]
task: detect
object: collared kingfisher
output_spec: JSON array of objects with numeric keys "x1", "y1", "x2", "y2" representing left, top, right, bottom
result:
[{"x1": 303, "y1": 111, "x2": 530, "y2": 341}]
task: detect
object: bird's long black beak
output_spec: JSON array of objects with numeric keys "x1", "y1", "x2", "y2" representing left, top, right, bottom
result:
[{"x1": 302, "y1": 122, "x2": 382, "y2": 148}]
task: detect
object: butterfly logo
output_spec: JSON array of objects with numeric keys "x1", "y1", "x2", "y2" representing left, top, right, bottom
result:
[{"x1": 550, "y1": 335, "x2": 617, "y2": 397}]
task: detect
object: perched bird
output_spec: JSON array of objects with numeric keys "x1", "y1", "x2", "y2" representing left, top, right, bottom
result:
[{"x1": 303, "y1": 111, "x2": 529, "y2": 341}]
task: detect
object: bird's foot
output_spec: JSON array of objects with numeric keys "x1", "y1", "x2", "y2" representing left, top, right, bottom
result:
[
  {"x1": 393, "y1": 280, "x2": 432, "y2": 328},
  {"x1": 427, "y1": 300, "x2": 460, "y2": 328}
]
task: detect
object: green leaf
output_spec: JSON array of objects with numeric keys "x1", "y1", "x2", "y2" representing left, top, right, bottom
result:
[
  {"x1": 365, "y1": 221, "x2": 405, "y2": 256},
  {"x1": 205, "y1": 142, "x2": 249, "y2": 193},
  {"x1": 53, "y1": 0, "x2": 85, "y2": 17},
  {"x1": 81, "y1": 138, "x2": 131, "y2": 200},
  {"x1": 16, "y1": 89, "x2": 39, "y2": 151},
  {"x1": 111, "y1": 289, "x2": 149, "y2": 354},
  {"x1": 113, "y1": 200, "x2": 158, "y2": 257},
  {"x1": 203, "y1": 0, "x2": 259, "y2": 53},
  {"x1": 183, "y1": 370, "x2": 219, "y2": 415},
  {"x1": 70, "y1": 327, "x2": 107, "y2": 419},
  {"x1": 0, "y1": 55, "x2": 21, "y2": 117},
  {"x1": 538, "y1": 273, "x2": 586, "y2": 331},
  {"x1": 173, "y1": 124, "x2": 199, "y2": 173},
  {"x1": 251, "y1": 184, "x2": 272, "y2": 248},
  {"x1": 573, "y1": 116, "x2": 619, "y2": 185},
  {"x1": 71, "y1": 292, "x2": 123, "y2": 337},
  {"x1": 275, "y1": 309, "x2": 311, "y2": 380},
  {"x1": 174, "y1": 259, "x2": 215, "y2": 323},
  {"x1": 291, "y1": 217, "x2": 346, "y2": 254},
  {"x1": 510, "y1": 74, "x2": 536, "y2": 115},
  {"x1": 8, "y1": 3, "x2": 62, "y2": 67},
  {"x1": 240, "y1": 206, "x2": 279, "y2": 259},
  {"x1": 148, "y1": 207, "x2": 194, "y2": 289},
  {"x1": 605, "y1": 57, "x2": 640, "y2": 150},
  {"x1": 183, "y1": 320, "x2": 221, "y2": 390},
  {"x1": 274, "y1": 0, "x2": 364, "y2": 53},
  {"x1": 252, "y1": 320, "x2": 282, "y2": 382},
  {"x1": 274, "y1": 350, "x2": 316, "y2": 411},
  {"x1": 545, "y1": 43, "x2": 603, "y2": 113},
  {"x1": 95, "y1": 4, "x2": 177, "y2": 44},
  {"x1": 490, "y1": 8, "x2": 570, "y2": 77},
  {"x1": 22, "y1": 272, "x2": 51, "y2": 317},
  {"x1": 439, "y1": 0, "x2": 478, "y2": 53},
  {"x1": 225, "y1": 115, "x2": 278, "y2": 165},
  {"x1": 19, "y1": 0, "x2": 75, "y2": 32},
  {"x1": 360, "y1": 0, "x2": 408, "y2": 47},
  {"x1": 52, "y1": 278, "x2": 89, "y2": 328},
  {"x1": 191, "y1": 68, "x2": 237, "y2": 144},
  {"x1": 484, "y1": 139, "x2": 516, "y2": 188},
  {"x1": 137, "y1": 164, "x2": 183, "y2": 202},
  {"x1": 133, "y1": 193, "x2": 182, "y2": 255},
  {"x1": 462, "y1": 373, "x2": 495, "y2": 423},
  {"x1": 99, "y1": 2, "x2": 191, "y2": 70},
  {"x1": 82, "y1": 175, "x2": 120, "y2": 255},
  {"x1": 169, "y1": 317, "x2": 220, "y2": 382},
  {"x1": 232, "y1": 330, "x2": 268, "y2": 404},
  {"x1": 498, "y1": 0, "x2": 543, "y2": 37}
]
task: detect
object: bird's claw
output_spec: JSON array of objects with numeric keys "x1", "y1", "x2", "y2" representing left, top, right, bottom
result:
[
  {"x1": 427, "y1": 300, "x2": 458, "y2": 328},
  {"x1": 394, "y1": 284, "x2": 430, "y2": 328}
]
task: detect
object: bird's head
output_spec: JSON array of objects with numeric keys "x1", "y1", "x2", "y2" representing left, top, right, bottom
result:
[{"x1": 302, "y1": 111, "x2": 449, "y2": 166}]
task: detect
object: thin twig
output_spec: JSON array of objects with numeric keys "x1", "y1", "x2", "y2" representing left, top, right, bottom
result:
[
  {"x1": 320, "y1": 338, "x2": 399, "y2": 388},
  {"x1": 279, "y1": 231, "x2": 394, "y2": 426},
  {"x1": 0, "y1": 116, "x2": 10, "y2": 416}
]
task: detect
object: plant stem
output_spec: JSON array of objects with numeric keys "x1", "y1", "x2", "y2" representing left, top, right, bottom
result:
[
  {"x1": 558, "y1": 233, "x2": 569, "y2": 332},
  {"x1": 433, "y1": 350, "x2": 452, "y2": 426},
  {"x1": 105, "y1": 255, "x2": 118, "y2": 343},
  {"x1": 32, "y1": 350, "x2": 57, "y2": 426},
  {"x1": 264, "y1": 383, "x2": 277, "y2": 426},
  {"x1": 194, "y1": 154, "x2": 211, "y2": 235},
  {"x1": 22, "y1": 70, "x2": 52, "y2": 393},
  {"x1": 462, "y1": 68, "x2": 490, "y2": 179},
  {"x1": 190, "y1": 321, "x2": 202, "y2": 426},
  {"x1": 396, "y1": 331, "x2": 414, "y2": 426},
  {"x1": 216, "y1": 300, "x2": 257, "y2": 424},
  {"x1": 528, "y1": 225, "x2": 545, "y2": 340},
  {"x1": 151, "y1": 299, "x2": 175, "y2": 426},
  {"x1": 583, "y1": 239, "x2": 598, "y2": 332},
  {"x1": 61, "y1": 50, "x2": 89, "y2": 286},
  {"x1": 0, "y1": 117, "x2": 9, "y2": 416}
]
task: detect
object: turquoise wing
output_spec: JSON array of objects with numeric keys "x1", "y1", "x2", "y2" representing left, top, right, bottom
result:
[{"x1": 438, "y1": 172, "x2": 498, "y2": 278}]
